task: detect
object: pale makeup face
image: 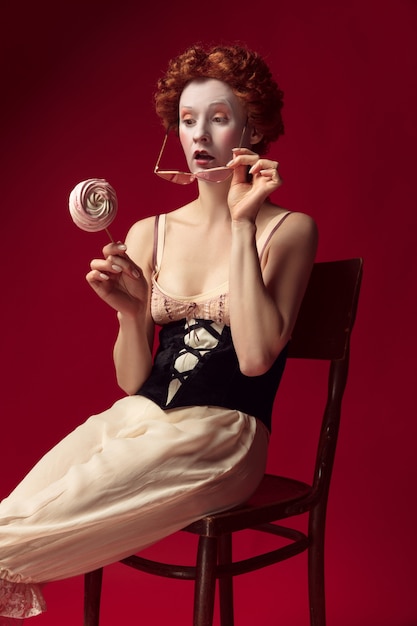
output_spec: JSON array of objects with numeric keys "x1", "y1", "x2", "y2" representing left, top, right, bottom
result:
[{"x1": 178, "y1": 78, "x2": 248, "y2": 175}]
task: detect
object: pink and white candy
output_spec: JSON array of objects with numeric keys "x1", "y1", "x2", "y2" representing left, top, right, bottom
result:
[{"x1": 69, "y1": 178, "x2": 118, "y2": 233}]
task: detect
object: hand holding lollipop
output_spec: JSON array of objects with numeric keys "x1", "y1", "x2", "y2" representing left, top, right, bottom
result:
[
  {"x1": 69, "y1": 178, "x2": 118, "y2": 240},
  {"x1": 70, "y1": 178, "x2": 144, "y2": 314}
]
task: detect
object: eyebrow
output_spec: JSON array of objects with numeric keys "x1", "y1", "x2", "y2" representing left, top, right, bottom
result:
[{"x1": 180, "y1": 99, "x2": 233, "y2": 111}]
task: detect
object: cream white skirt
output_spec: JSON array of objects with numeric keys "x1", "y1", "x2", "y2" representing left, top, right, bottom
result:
[{"x1": 0, "y1": 396, "x2": 269, "y2": 619}]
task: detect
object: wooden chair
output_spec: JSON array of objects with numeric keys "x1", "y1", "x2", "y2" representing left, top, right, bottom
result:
[{"x1": 84, "y1": 258, "x2": 363, "y2": 626}]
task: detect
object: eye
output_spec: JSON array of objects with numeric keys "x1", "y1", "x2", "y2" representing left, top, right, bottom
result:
[
  {"x1": 212, "y1": 115, "x2": 228, "y2": 124},
  {"x1": 181, "y1": 117, "x2": 195, "y2": 126}
]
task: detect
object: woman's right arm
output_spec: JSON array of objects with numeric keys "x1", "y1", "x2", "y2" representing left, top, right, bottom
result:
[{"x1": 86, "y1": 217, "x2": 156, "y2": 395}]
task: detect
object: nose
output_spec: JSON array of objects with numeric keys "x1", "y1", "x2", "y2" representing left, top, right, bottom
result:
[{"x1": 193, "y1": 122, "x2": 210, "y2": 143}]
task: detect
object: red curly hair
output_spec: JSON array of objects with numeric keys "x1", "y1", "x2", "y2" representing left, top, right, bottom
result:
[{"x1": 154, "y1": 43, "x2": 284, "y2": 155}]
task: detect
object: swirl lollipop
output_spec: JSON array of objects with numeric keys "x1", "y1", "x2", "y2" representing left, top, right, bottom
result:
[{"x1": 69, "y1": 178, "x2": 118, "y2": 240}]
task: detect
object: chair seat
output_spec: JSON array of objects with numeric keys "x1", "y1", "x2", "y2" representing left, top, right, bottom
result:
[
  {"x1": 183, "y1": 474, "x2": 312, "y2": 537},
  {"x1": 120, "y1": 475, "x2": 313, "y2": 583}
]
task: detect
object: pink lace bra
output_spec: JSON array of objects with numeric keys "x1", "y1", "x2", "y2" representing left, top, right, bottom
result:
[{"x1": 150, "y1": 211, "x2": 292, "y2": 327}]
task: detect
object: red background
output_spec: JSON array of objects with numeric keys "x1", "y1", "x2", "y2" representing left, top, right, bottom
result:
[{"x1": 1, "y1": 1, "x2": 416, "y2": 624}]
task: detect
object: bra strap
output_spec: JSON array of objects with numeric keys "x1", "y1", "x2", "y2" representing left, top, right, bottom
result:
[
  {"x1": 257, "y1": 211, "x2": 292, "y2": 262},
  {"x1": 153, "y1": 213, "x2": 167, "y2": 272}
]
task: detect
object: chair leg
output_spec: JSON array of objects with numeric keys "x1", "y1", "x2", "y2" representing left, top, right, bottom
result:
[
  {"x1": 193, "y1": 536, "x2": 218, "y2": 626},
  {"x1": 308, "y1": 509, "x2": 326, "y2": 626},
  {"x1": 218, "y1": 534, "x2": 234, "y2": 626},
  {"x1": 84, "y1": 568, "x2": 103, "y2": 626}
]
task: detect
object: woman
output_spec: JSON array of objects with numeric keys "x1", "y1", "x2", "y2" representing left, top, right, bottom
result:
[{"x1": 0, "y1": 43, "x2": 317, "y2": 622}]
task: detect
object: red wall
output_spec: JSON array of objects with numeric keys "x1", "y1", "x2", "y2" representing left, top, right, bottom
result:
[{"x1": 1, "y1": 1, "x2": 416, "y2": 625}]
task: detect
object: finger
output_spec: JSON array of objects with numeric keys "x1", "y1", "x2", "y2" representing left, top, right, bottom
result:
[
  {"x1": 86, "y1": 269, "x2": 110, "y2": 284},
  {"x1": 90, "y1": 253, "x2": 135, "y2": 278},
  {"x1": 227, "y1": 149, "x2": 259, "y2": 168},
  {"x1": 231, "y1": 147, "x2": 257, "y2": 157},
  {"x1": 249, "y1": 159, "x2": 282, "y2": 187},
  {"x1": 270, "y1": 168, "x2": 282, "y2": 185},
  {"x1": 227, "y1": 150, "x2": 260, "y2": 184},
  {"x1": 108, "y1": 254, "x2": 143, "y2": 280},
  {"x1": 102, "y1": 241, "x2": 127, "y2": 257},
  {"x1": 249, "y1": 159, "x2": 279, "y2": 175},
  {"x1": 258, "y1": 167, "x2": 282, "y2": 182}
]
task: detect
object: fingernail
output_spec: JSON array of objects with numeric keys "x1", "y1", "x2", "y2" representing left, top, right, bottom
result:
[
  {"x1": 99, "y1": 272, "x2": 109, "y2": 280},
  {"x1": 111, "y1": 264, "x2": 123, "y2": 272},
  {"x1": 117, "y1": 243, "x2": 127, "y2": 251},
  {"x1": 132, "y1": 269, "x2": 141, "y2": 278}
]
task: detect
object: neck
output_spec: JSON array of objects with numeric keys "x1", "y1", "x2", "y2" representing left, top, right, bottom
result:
[{"x1": 191, "y1": 179, "x2": 231, "y2": 222}]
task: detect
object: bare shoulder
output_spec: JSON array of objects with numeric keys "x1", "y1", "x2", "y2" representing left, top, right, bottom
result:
[
  {"x1": 125, "y1": 214, "x2": 156, "y2": 242},
  {"x1": 124, "y1": 215, "x2": 157, "y2": 271},
  {"x1": 260, "y1": 208, "x2": 318, "y2": 306},
  {"x1": 259, "y1": 205, "x2": 318, "y2": 251},
  {"x1": 282, "y1": 210, "x2": 318, "y2": 245},
  {"x1": 274, "y1": 211, "x2": 318, "y2": 264}
]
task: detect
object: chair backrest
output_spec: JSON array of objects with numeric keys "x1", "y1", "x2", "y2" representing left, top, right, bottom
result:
[
  {"x1": 288, "y1": 258, "x2": 363, "y2": 502},
  {"x1": 289, "y1": 258, "x2": 363, "y2": 361}
]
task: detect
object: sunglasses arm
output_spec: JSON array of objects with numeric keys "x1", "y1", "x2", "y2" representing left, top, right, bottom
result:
[{"x1": 154, "y1": 132, "x2": 169, "y2": 174}]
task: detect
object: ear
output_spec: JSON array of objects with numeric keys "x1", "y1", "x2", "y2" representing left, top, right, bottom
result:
[{"x1": 249, "y1": 126, "x2": 264, "y2": 146}]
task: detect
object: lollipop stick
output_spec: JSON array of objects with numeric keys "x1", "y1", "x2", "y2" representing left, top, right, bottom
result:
[{"x1": 105, "y1": 227, "x2": 114, "y2": 242}]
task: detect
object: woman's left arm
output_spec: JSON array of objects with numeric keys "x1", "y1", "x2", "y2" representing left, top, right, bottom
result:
[
  {"x1": 229, "y1": 213, "x2": 317, "y2": 376},
  {"x1": 227, "y1": 149, "x2": 318, "y2": 376}
]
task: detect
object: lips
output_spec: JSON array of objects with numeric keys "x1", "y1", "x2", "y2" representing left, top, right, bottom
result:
[{"x1": 193, "y1": 150, "x2": 214, "y2": 167}]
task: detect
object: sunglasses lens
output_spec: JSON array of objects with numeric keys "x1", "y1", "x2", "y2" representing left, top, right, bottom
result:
[
  {"x1": 195, "y1": 167, "x2": 232, "y2": 183},
  {"x1": 156, "y1": 168, "x2": 231, "y2": 184},
  {"x1": 155, "y1": 171, "x2": 194, "y2": 185}
]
